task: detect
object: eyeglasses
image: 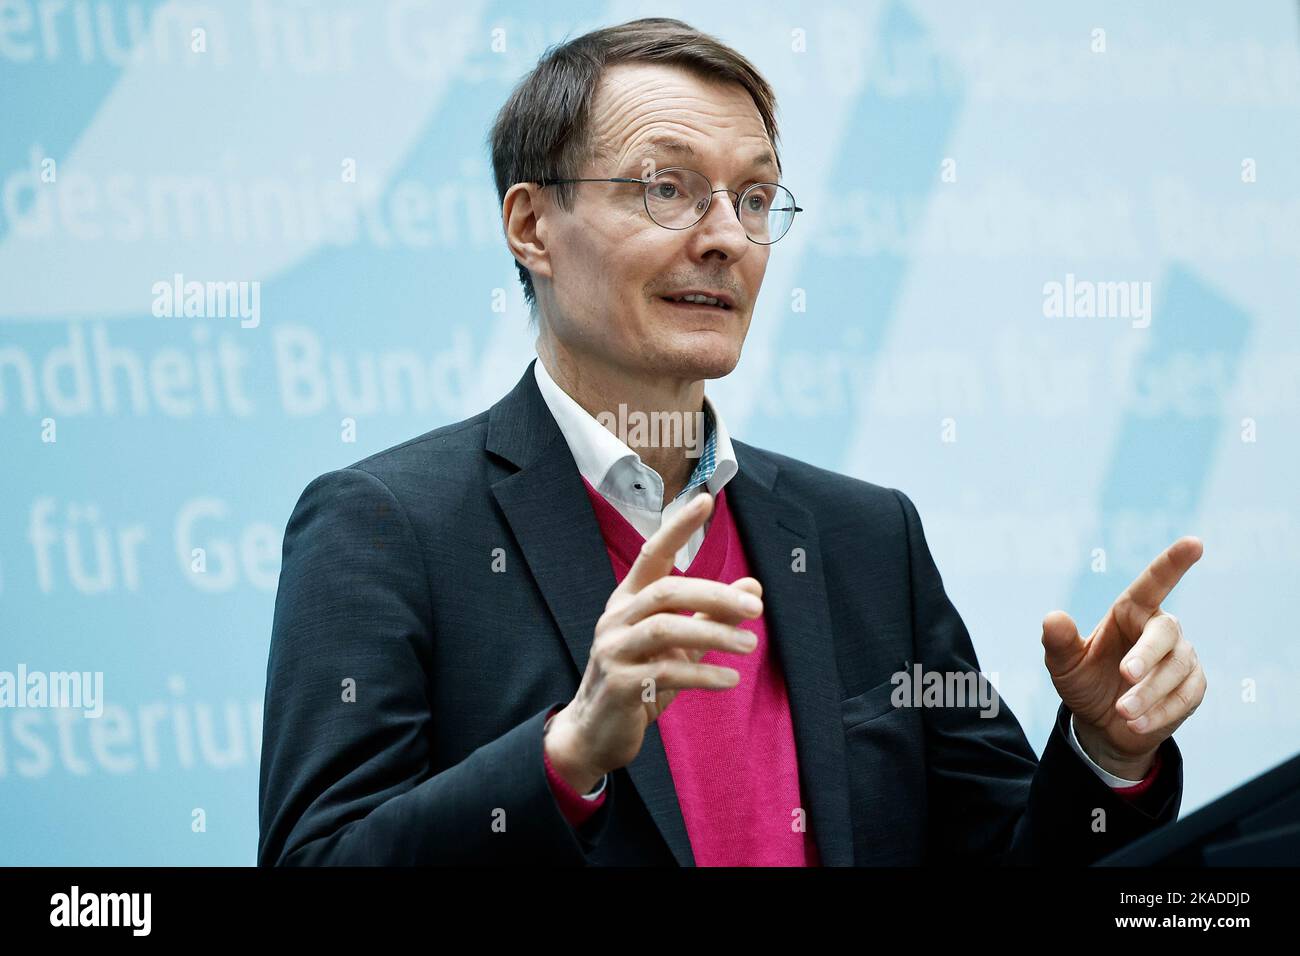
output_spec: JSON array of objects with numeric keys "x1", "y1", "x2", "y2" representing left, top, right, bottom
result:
[{"x1": 533, "y1": 167, "x2": 803, "y2": 245}]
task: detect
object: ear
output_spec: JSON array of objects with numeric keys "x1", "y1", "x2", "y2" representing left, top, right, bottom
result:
[{"x1": 503, "y1": 183, "x2": 553, "y2": 283}]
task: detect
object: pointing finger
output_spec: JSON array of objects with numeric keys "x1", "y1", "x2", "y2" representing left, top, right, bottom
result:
[
  {"x1": 618, "y1": 492, "x2": 713, "y2": 597},
  {"x1": 1117, "y1": 536, "x2": 1204, "y2": 631}
]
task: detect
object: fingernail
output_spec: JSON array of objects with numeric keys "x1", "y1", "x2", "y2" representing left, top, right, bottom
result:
[
  {"x1": 1124, "y1": 658, "x2": 1144, "y2": 680},
  {"x1": 738, "y1": 632, "x2": 758, "y2": 650},
  {"x1": 1131, "y1": 715, "x2": 1149, "y2": 732},
  {"x1": 741, "y1": 595, "x2": 762, "y2": 614},
  {"x1": 1118, "y1": 694, "x2": 1138, "y2": 717}
]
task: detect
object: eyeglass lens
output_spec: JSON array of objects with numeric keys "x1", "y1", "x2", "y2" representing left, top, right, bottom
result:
[{"x1": 645, "y1": 168, "x2": 796, "y2": 244}]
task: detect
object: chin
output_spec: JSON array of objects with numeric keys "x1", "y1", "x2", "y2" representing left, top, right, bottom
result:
[{"x1": 653, "y1": 337, "x2": 742, "y2": 379}]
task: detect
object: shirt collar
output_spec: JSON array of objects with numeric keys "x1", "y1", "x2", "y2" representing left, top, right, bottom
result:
[{"x1": 533, "y1": 356, "x2": 739, "y2": 506}]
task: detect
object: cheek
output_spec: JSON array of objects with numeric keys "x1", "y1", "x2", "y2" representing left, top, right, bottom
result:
[
  {"x1": 610, "y1": 233, "x2": 678, "y2": 305},
  {"x1": 563, "y1": 214, "x2": 651, "y2": 287},
  {"x1": 549, "y1": 224, "x2": 607, "y2": 312}
]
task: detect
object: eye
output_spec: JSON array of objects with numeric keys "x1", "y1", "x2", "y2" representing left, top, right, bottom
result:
[{"x1": 650, "y1": 182, "x2": 679, "y2": 200}]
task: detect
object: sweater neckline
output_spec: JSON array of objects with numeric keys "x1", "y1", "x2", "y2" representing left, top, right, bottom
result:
[{"x1": 580, "y1": 475, "x2": 731, "y2": 580}]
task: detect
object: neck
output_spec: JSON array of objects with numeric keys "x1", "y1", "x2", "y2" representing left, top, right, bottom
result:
[{"x1": 536, "y1": 334, "x2": 705, "y2": 504}]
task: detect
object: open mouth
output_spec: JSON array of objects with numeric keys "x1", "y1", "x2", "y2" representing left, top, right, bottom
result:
[{"x1": 658, "y1": 295, "x2": 733, "y2": 312}]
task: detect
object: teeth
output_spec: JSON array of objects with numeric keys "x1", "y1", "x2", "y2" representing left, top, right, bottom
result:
[{"x1": 672, "y1": 294, "x2": 724, "y2": 307}]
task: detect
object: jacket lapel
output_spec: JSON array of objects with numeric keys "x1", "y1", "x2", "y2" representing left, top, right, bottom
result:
[
  {"x1": 485, "y1": 359, "x2": 853, "y2": 866},
  {"x1": 486, "y1": 360, "x2": 696, "y2": 865},
  {"x1": 722, "y1": 449, "x2": 856, "y2": 866}
]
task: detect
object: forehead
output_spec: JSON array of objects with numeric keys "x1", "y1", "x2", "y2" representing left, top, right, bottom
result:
[{"x1": 588, "y1": 62, "x2": 778, "y2": 176}]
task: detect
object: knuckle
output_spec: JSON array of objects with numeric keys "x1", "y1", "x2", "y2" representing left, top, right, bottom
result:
[
  {"x1": 622, "y1": 620, "x2": 648, "y2": 652},
  {"x1": 646, "y1": 614, "x2": 671, "y2": 640},
  {"x1": 589, "y1": 633, "x2": 614, "y2": 665}
]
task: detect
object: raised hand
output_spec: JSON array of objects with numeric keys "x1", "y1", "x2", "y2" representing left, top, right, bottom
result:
[
  {"x1": 1041, "y1": 537, "x2": 1206, "y2": 779},
  {"x1": 544, "y1": 492, "x2": 763, "y2": 794}
]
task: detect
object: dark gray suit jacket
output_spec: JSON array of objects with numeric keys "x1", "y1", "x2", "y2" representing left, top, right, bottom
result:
[{"x1": 258, "y1": 358, "x2": 1181, "y2": 866}]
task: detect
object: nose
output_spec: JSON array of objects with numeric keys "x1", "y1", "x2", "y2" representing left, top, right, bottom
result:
[
  {"x1": 707, "y1": 188, "x2": 741, "y2": 223},
  {"x1": 691, "y1": 188, "x2": 751, "y2": 259}
]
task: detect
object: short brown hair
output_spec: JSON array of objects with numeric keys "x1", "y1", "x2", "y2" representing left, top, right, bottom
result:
[{"x1": 487, "y1": 18, "x2": 783, "y2": 315}]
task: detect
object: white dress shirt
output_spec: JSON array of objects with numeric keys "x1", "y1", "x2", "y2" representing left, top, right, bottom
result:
[
  {"x1": 532, "y1": 356, "x2": 1149, "y2": 795},
  {"x1": 533, "y1": 356, "x2": 738, "y2": 572}
]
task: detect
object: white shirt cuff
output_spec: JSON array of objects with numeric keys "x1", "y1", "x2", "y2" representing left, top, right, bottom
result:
[{"x1": 1068, "y1": 713, "x2": 1146, "y2": 787}]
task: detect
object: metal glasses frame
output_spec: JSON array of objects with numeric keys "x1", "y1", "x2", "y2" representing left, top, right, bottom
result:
[{"x1": 532, "y1": 167, "x2": 803, "y2": 245}]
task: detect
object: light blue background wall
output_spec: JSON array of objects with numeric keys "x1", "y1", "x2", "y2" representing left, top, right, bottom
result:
[{"x1": 2, "y1": 0, "x2": 1297, "y2": 864}]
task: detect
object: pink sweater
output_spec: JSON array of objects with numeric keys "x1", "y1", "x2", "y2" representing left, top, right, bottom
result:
[
  {"x1": 543, "y1": 477, "x2": 819, "y2": 866},
  {"x1": 542, "y1": 477, "x2": 1164, "y2": 862}
]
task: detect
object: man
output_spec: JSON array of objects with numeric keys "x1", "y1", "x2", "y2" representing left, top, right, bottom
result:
[{"x1": 258, "y1": 18, "x2": 1205, "y2": 866}]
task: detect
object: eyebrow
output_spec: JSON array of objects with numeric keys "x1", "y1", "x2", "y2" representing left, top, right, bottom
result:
[{"x1": 635, "y1": 137, "x2": 778, "y2": 176}]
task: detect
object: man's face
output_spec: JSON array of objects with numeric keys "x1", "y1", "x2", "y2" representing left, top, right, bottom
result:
[{"x1": 534, "y1": 62, "x2": 776, "y2": 384}]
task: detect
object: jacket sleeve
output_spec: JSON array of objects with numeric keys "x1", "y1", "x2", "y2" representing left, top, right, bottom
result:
[
  {"x1": 891, "y1": 488, "x2": 1182, "y2": 865},
  {"x1": 257, "y1": 467, "x2": 615, "y2": 865}
]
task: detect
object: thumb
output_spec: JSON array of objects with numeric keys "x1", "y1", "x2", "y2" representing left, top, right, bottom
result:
[{"x1": 1041, "y1": 610, "x2": 1085, "y2": 677}]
